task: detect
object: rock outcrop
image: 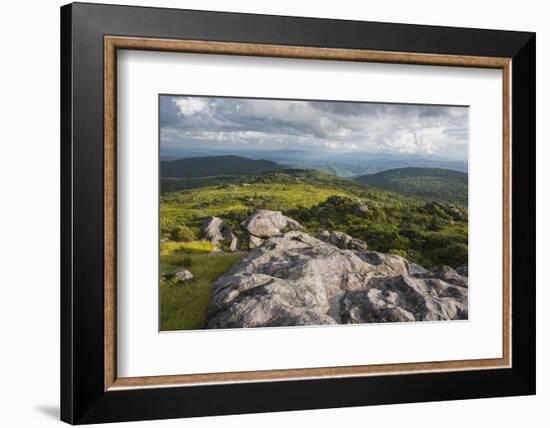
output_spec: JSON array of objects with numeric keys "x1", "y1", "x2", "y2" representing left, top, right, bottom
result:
[
  {"x1": 205, "y1": 230, "x2": 468, "y2": 329},
  {"x1": 200, "y1": 216, "x2": 238, "y2": 252}
]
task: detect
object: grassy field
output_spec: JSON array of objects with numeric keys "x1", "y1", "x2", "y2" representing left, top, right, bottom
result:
[{"x1": 160, "y1": 240, "x2": 245, "y2": 331}]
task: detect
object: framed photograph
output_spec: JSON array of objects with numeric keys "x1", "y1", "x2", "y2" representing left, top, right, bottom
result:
[{"x1": 61, "y1": 2, "x2": 535, "y2": 424}]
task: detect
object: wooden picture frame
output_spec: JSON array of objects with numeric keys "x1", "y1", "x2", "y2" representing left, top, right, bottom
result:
[{"x1": 61, "y1": 2, "x2": 535, "y2": 424}]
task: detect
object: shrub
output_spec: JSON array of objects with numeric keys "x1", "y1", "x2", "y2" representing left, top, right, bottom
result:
[
  {"x1": 388, "y1": 249, "x2": 408, "y2": 258},
  {"x1": 168, "y1": 224, "x2": 195, "y2": 242}
]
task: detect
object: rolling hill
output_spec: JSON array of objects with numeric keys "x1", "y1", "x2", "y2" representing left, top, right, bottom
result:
[
  {"x1": 355, "y1": 167, "x2": 468, "y2": 205},
  {"x1": 160, "y1": 155, "x2": 285, "y2": 178}
]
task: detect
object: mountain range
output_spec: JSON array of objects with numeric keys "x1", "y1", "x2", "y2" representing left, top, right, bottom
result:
[{"x1": 160, "y1": 148, "x2": 467, "y2": 176}]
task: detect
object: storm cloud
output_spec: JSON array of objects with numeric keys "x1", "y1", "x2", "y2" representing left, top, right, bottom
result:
[{"x1": 160, "y1": 95, "x2": 468, "y2": 159}]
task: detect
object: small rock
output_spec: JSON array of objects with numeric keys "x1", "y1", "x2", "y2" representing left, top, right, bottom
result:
[
  {"x1": 317, "y1": 231, "x2": 368, "y2": 251},
  {"x1": 353, "y1": 202, "x2": 369, "y2": 217},
  {"x1": 163, "y1": 269, "x2": 194, "y2": 286}
]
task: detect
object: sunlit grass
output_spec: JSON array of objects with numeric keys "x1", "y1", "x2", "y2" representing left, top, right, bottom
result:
[
  {"x1": 160, "y1": 239, "x2": 245, "y2": 331},
  {"x1": 160, "y1": 240, "x2": 213, "y2": 257},
  {"x1": 161, "y1": 183, "x2": 356, "y2": 215}
]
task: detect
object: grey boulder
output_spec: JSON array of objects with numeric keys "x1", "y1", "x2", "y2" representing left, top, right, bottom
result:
[
  {"x1": 241, "y1": 210, "x2": 301, "y2": 238},
  {"x1": 200, "y1": 216, "x2": 238, "y2": 252}
]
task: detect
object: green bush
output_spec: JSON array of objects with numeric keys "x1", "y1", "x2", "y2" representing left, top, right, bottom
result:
[{"x1": 168, "y1": 224, "x2": 195, "y2": 242}]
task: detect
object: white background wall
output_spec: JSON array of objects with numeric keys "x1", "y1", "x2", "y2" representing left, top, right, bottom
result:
[{"x1": 0, "y1": 0, "x2": 546, "y2": 426}]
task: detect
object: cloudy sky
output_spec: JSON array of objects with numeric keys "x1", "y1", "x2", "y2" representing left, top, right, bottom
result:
[{"x1": 160, "y1": 95, "x2": 468, "y2": 160}]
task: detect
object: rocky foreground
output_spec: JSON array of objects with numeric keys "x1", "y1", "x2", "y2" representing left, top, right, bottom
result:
[{"x1": 204, "y1": 220, "x2": 468, "y2": 329}]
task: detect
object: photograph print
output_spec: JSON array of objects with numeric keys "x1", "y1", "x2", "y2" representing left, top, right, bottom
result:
[{"x1": 159, "y1": 95, "x2": 469, "y2": 331}]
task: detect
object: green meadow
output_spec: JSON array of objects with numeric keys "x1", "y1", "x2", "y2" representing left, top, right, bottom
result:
[{"x1": 160, "y1": 240, "x2": 245, "y2": 331}]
